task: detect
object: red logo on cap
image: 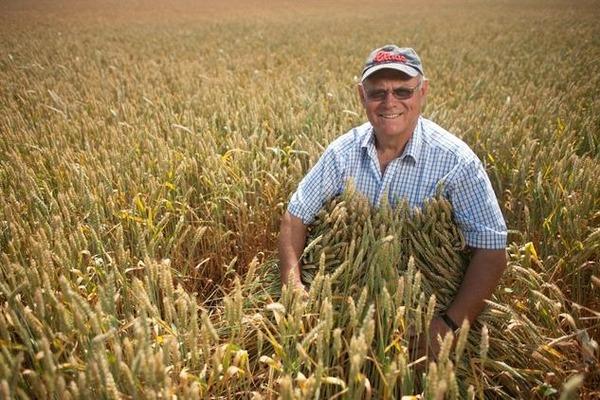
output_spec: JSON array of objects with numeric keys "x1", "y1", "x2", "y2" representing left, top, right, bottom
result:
[{"x1": 373, "y1": 51, "x2": 407, "y2": 64}]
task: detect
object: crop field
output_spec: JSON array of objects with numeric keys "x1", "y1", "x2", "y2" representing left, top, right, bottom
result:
[{"x1": 1, "y1": 0, "x2": 599, "y2": 398}]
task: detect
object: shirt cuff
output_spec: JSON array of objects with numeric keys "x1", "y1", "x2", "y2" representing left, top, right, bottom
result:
[
  {"x1": 464, "y1": 229, "x2": 507, "y2": 249},
  {"x1": 287, "y1": 196, "x2": 316, "y2": 225}
]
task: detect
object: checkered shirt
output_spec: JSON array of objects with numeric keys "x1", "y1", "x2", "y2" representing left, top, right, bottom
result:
[{"x1": 287, "y1": 117, "x2": 507, "y2": 249}]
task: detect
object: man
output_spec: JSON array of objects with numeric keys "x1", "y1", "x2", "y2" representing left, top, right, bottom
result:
[{"x1": 278, "y1": 45, "x2": 507, "y2": 356}]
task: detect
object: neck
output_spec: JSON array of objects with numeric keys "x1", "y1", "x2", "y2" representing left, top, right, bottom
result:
[
  {"x1": 372, "y1": 118, "x2": 420, "y2": 174},
  {"x1": 374, "y1": 133, "x2": 410, "y2": 157},
  {"x1": 373, "y1": 132, "x2": 412, "y2": 174},
  {"x1": 372, "y1": 117, "x2": 419, "y2": 157}
]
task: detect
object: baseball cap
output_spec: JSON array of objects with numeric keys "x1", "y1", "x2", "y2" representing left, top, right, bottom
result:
[{"x1": 361, "y1": 45, "x2": 424, "y2": 82}]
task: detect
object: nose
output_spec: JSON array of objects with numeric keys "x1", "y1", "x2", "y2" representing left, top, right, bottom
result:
[
  {"x1": 381, "y1": 91, "x2": 400, "y2": 106},
  {"x1": 382, "y1": 92, "x2": 395, "y2": 104}
]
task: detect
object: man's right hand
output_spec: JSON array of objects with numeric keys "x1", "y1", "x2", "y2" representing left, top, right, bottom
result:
[{"x1": 277, "y1": 211, "x2": 309, "y2": 292}]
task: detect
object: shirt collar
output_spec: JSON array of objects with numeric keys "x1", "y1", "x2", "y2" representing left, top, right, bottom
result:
[
  {"x1": 361, "y1": 117, "x2": 423, "y2": 164},
  {"x1": 360, "y1": 126, "x2": 376, "y2": 148},
  {"x1": 401, "y1": 118, "x2": 423, "y2": 164}
]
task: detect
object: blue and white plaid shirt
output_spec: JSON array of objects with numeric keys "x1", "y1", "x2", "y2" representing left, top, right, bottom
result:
[{"x1": 288, "y1": 116, "x2": 507, "y2": 249}]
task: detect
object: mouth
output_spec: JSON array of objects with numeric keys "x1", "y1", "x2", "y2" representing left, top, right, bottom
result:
[{"x1": 379, "y1": 113, "x2": 402, "y2": 119}]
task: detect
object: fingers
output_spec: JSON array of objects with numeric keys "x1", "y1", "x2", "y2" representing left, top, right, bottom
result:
[
  {"x1": 286, "y1": 282, "x2": 308, "y2": 301},
  {"x1": 408, "y1": 331, "x2": 442, "y2": 364},
  {"x1": 295, "y1": 285, "x2": 309, "y2": 301}
]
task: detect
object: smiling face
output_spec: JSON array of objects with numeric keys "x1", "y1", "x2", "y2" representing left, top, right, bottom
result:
[{"x1": 359, "y1": 69, "x2": 428, "y2": 144}]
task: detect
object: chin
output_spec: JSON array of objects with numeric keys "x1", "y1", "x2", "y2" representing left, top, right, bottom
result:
[{"x1": 375, "y1": 124, "x2": 406, "y2": 137}]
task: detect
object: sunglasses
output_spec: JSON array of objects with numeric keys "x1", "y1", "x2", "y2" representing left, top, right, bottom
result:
[{"x1": 362, "y1": 79, "x2": 422, "y2": 102}]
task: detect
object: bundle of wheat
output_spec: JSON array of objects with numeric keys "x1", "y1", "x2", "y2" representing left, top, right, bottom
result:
[{"x1": 234, "y1": 186, "x2": 578, "y2": 398}]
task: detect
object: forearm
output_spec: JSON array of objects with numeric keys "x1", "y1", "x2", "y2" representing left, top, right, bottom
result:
[
  {"x1": 277, "y1": 211, "x2": 308, "y2": 288},
  {"x1": 445, "y1": 248, "x2": 507, "y2": 325}
]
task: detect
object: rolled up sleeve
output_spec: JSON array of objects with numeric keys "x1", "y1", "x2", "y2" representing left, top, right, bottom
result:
[
  {"x1": 447, "y1": 160, "x2": 507, "y2": 249},
  {"x1": 287, "y1": 146, "x2": 343, "y2": 225}
]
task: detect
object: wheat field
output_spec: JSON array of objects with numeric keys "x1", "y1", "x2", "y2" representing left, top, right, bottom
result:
[{"x1": 0, "y1": 0, "x2": 599, "y2": 398}]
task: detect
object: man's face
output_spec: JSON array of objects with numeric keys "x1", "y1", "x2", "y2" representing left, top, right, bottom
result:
[{"x1": 359, "y1": 69, "x2": 428, "y2": 141}]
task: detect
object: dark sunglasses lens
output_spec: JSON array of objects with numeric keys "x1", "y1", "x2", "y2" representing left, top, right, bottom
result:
[
  {"x1": 365, "y1": 86, "x2": 417, "y2": 101},
  {"x1": 367, "y1": 90, "x2": 384, "y2": 101},
  {"x1": 393, "y1": 89, "x2": 412, "y2": 99}
]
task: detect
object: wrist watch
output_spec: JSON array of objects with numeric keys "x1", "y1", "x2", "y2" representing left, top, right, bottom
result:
[{"x1": 440, "y1": 313, "x2": 460, "y2": 333}]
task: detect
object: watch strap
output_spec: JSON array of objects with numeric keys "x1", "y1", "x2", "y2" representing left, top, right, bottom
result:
[{"x1": 440, "y1": 313, "x2": 459, "y2": 331}]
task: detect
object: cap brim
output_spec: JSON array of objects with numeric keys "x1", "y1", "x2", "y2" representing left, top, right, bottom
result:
[{"x1": 361, "y1": 63, "x2": 419, "y2": 82}]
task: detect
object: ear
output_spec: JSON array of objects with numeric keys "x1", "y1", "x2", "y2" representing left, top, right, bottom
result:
[
  {"x1": 357, "y1": 83, "x2": 367, "y2": 107},
  {"x1": 420, "y1": 77, "x2": 429, "y2": 96},
  {"x1": 420, "y1": 78, "x2": 429, "y2": 108}
]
